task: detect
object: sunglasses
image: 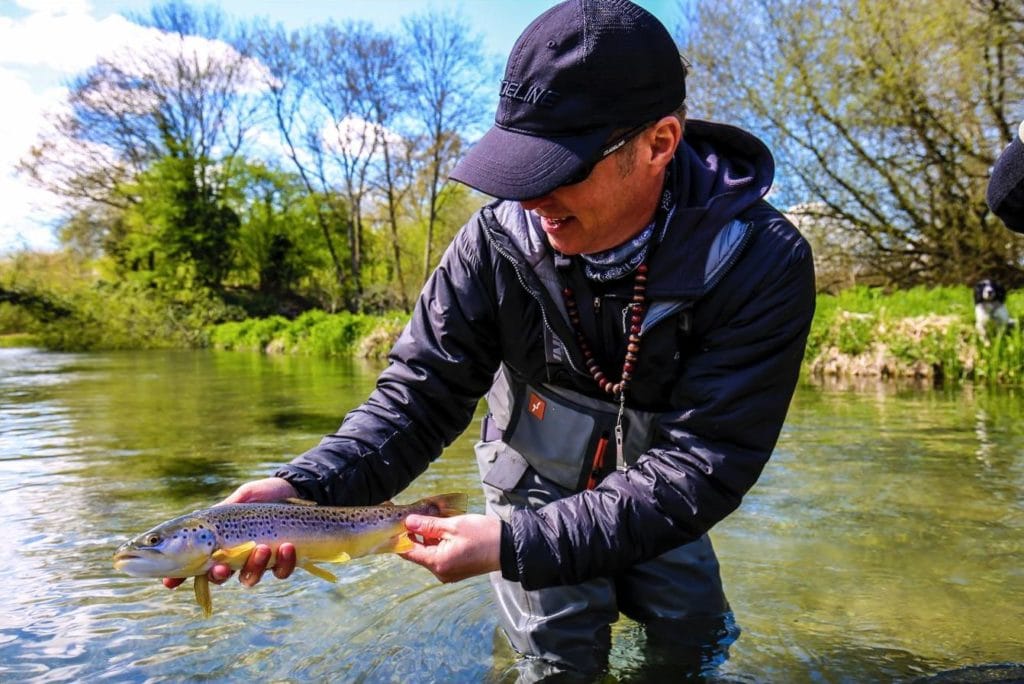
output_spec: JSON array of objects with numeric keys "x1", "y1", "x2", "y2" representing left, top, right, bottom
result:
[{"x1": 559, "y1": 121, "x2": 654, "y2": 187}]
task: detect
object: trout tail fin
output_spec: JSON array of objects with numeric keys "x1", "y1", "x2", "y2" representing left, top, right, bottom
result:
[{"x1": 419, "y1": 492, "x2": 468, "y2": 518}]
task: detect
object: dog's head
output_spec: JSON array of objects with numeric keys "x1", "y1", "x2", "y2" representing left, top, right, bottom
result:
[{"x1": 975, "y1": 279, "x2": 1007, "y2": 305}]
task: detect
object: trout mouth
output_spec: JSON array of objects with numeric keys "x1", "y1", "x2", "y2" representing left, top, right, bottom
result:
[{"x1": 112, "y1": 548, "x2": 178, "y2": 576}]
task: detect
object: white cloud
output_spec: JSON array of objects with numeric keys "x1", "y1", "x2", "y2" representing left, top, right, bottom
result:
[
  {"x1": 323, "y1": 115, "x2": 404, "y2": 159},
  {"x1": 0, "y1": 2, "x2": 142, "y2": 74},
  {"x1": 0, "y1": 1, "x2": 151, "y2": 252},
  {"x1": 0, "y1": 63, "x2": 67, "y2": 251},
  {"x1": 0, "y1": 1, "x2": 274, "y2": 253}
]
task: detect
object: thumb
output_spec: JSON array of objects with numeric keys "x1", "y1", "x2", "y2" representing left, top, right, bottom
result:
[{"x1": 405, "y1": 514, "x2": 454, "y2": 540}]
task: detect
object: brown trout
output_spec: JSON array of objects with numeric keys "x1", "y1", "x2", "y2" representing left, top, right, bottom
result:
[{"x1": 113, "y1": 493, "x2": 467, "y2": 616}]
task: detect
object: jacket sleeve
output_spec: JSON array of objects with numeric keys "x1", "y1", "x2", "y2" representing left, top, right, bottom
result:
[
  {"x1": 274, "y1": 221, "x2": 501, "y2": 505},
  {"x1": 504, "y1": 212, "x2": 816, "y2": 589}
]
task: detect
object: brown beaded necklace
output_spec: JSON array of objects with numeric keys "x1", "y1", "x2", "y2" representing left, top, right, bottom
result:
[
  {"x1": 561, "y1": 262, "x2": 649, "y2": 398},
  {"x1": 561, "y1": 262, "x2": 649, "y2": 466}
]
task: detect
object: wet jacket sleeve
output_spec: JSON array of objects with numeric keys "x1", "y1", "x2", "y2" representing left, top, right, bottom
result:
[
  {"x1": 503, "y1": 211, "x2": 816, "y2": 589},
  {"x1": 273, "y1": 224, "x2": 501, "y2": 505}
]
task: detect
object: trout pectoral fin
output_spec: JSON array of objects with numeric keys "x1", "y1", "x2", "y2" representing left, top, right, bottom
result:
[
  {"x1": 300, "y1": 560, "x2": 339, "y2": 583},
  {"x1": 211, "y1": 541, "x2": 258, "y2": 567},
  {"x1": 194, "y1": 575, "x2": 213, "y2": 618}
]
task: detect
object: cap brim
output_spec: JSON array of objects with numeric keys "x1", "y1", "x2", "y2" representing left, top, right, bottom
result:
[{"x1": 449, "y1": 125, "x2": 614, "y2": 200}]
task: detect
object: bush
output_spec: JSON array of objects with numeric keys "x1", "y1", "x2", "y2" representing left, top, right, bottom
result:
[
  {"x1": 35, "y1": 281, "x2": 243, "y2": 351},
  {"x1": 207, "y1": 311, "x2": 409, "y2": 357}
]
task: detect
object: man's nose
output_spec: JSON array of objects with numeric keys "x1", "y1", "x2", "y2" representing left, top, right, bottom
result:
[{"x1": 519, "y1": 195, "x2": 551, "y2": 212}]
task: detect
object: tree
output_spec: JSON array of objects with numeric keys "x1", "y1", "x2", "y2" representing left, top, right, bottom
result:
[
  {"x1": 402, "y1": 9, "x2": 494, "y2": 285},
  {"x1": 228, "y1": 161, "x2": 331, "y2": 312},
  {"x1": 249, "y1": 20, "x2": 406, "y2": 312},
  {"x1": 20, "y1": 1, "x2": 264, "y2": 289},
  {"x1": 679, "y1": 0, "x2": 1024, "y2": 288}
]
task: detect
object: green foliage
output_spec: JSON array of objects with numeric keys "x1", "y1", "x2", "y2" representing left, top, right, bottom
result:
[
  {"x1": 0, "y1": 333, "x2": 38, "y2": 348},
  {"x1": 207, "y1": 310, "x2": 409, "y2": 357},
  {"x1": 0, "y1": 302, "x2": 41, "y2": 336},
  {"x1": 973, "y1": 327, "x2": 1024, "y2": 384},
  {"x1": 34, "y1": 281, "x2": 243, "y2": 351},
  {"x1": 208, "y1": 315, "x2": 290, "y2": 352},
  {"x1": 807, "y1": 285, "x2": 1024, "y2": 384},
  {"x1": 118, "y1": 155, "x2": 241, "y2": 291}
]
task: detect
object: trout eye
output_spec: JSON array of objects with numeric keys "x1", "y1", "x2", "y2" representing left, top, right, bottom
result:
[{"x1": 144, "y1": 534, "x2": 162, "y2": 546}]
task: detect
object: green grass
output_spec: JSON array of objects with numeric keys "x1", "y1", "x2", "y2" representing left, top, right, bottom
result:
[
  {"x1": 8, "y1": 280, "x2": 1024, "y2": 384},
  {"x1": 806, "y1": 285, "x2": 1024, "y2": 383},
  {"x1": 0, "y1": 333, "x2": 39, "y2": 348},
  {"x1": 207, "y1": 310, "x2": 410, "y2": 358}
]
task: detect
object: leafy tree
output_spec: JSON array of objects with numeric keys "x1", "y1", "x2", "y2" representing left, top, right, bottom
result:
[
  {"x1": 20, "y1": 1, "x2": 263, "y2": 290},
  {"x1": 227, "y1": 161, "x2": 339, "y2": 314},
  {"x1": 247, "y1": 20, "x2": 404, "y2": 312},
  {"x1": 122, "y1": 155, "x2": 240, "y2": 288},
  {"x1": 680, "y1": 0, "x2": 1024, "y2": 288}
]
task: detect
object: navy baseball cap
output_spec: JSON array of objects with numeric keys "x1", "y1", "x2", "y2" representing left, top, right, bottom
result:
[
  {"x1": 449, "y1": 0, "x2": 687, "y2": 200},
  {"x1": 987, "y1": 119, "x2": 1024, "y2": 233}
]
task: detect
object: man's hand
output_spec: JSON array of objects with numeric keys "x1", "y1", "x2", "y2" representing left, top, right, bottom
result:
[
  {"x1": 400, "y1": 513, "x2": 501, "y2": 583},
  {"x1": 163, "y1": 477, "x2": 301, "y2": 590}
]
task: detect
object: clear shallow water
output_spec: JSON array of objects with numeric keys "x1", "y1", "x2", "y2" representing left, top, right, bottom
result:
[{"x1": 0, "y1": 348, "x2": 1021, "y2": 682}]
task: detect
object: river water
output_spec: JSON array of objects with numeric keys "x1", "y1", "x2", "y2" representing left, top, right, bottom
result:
[{"x1": 0, "y1": 347, "x2": 1021, "y2": 682}]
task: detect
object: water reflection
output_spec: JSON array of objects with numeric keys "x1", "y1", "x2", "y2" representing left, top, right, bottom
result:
[{"x1": 0, "y1": 349, "x2": 1021, "y2": 682}]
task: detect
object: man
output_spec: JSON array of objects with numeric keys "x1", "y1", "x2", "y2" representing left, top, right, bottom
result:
[
  {"x1": 987, "y1": 118, "x2": 1024, "y2": 232},
  {"x1": 170, "y1": 0, "x2": 815, "y2": 676}
]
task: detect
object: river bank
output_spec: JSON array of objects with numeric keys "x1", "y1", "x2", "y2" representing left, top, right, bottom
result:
[
  {"x1": 7, "y1": 285, "x2": 1022, "y2": 383},
  {"x1": 206, "y1": 285, "x2": 1024, "y2": 384}
]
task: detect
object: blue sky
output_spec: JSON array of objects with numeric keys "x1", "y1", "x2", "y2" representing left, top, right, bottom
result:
[{"x1": 0, "y1": 0, "x2": 683, "y2": 252}]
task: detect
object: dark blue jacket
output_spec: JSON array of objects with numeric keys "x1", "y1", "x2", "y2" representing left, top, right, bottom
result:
[{"x1": 275, "y1": 120, "x2": 816, "y2": 590}]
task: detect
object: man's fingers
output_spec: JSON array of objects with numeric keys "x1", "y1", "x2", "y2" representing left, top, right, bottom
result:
[
  {"x1": 209, "y1": 563, "x2": 233, "y2": 585},
  {"x1": 164, "y1": 543, "x2": 292, "y2": 590},
  {"x1": 239, "y1": 545, "x2": 273, "y2": 587},
  {"x1": 399, "y1": 514, "x2": 501, "y2": 584},
  {"x1": 272, "y1": 543, "x2": 296, "y2": 579},
  {"x1": 218, "y1": 477, "x2": 299, "y2": 506},
  {"x1": 405, "y1": 514, "x2": 452, "y2": 540}
]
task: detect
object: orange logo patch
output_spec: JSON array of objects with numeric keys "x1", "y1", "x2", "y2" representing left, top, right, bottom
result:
[{"x1": 528, "y1": 393, "x2": 546, "y2": 421}]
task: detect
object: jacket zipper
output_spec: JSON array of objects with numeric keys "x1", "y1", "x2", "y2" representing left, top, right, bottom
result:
[{"x1": 487, "y1": 235, "x2": 589, "y2": 378}]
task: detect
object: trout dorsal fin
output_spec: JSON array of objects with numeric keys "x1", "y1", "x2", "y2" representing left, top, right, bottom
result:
[
  {"x1": 194, "y1": 575, "x2": 213, "y2": 618},
  {"x1": 282, "y1": 497, "x2": 318, "y2": 506}
]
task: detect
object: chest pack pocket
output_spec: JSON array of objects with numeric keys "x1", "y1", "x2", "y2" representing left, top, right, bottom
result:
[
  {"x1": 482, "y1": 368, "x2": 661, "y2": 493},
  {"x1": 504, "y1": 384, "x2": 621, "y2": 491}
]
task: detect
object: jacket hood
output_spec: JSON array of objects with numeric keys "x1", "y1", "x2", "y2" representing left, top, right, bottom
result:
[
  {"x1": 646, "y1": 119, "x2": 775, "y2": 296},
  {"x1": 675, "y1": 119, "x2": 775, "y2": 227}
]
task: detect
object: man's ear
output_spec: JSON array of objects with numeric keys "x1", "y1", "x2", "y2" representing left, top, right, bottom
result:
[{"x1": 646, "y1": 115, "x2": 682, "y2": 171}]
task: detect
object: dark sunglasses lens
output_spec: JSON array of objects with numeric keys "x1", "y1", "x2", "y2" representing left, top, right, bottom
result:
[{"x1": 561, "y1": 163, "x2": 593, "y2": 187}]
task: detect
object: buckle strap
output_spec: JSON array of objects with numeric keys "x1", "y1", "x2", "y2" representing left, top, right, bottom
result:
[{"x1": 481, "y1": 413, "x2": 504, "y2": 442}]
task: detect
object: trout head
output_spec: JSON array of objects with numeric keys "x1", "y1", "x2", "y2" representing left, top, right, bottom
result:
[{"x1": 113, "y1": 514, "x2": 217, "y2": 578}]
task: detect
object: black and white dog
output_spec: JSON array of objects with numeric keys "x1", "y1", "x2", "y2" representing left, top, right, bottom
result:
[{"x1": 974, "y1": 278, "x2": 1014, "y2": 338}]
